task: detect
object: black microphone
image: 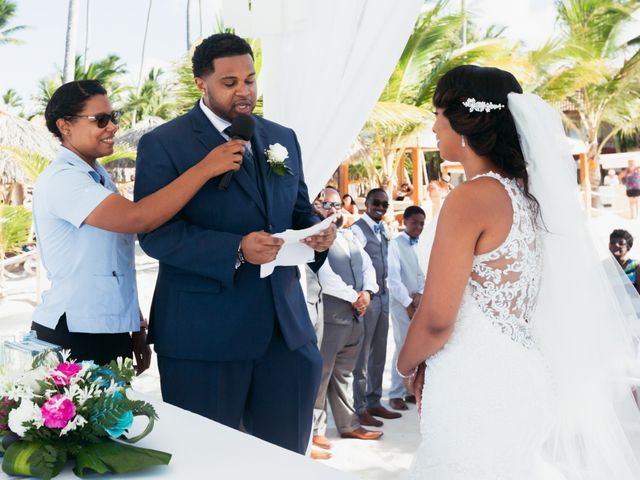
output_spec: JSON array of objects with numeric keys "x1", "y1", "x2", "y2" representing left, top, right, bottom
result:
[{"x1": 218, "y1": 114, "x2": 256, "y2": 191}]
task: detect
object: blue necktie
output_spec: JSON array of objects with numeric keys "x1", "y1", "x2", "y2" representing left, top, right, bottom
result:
[
  {"x1": 374, "y1": 223, "x2": 385, "y2": 234},
  {"x1": 223, "y1": 127, "x2": 262, "y2": 198},
  {"x1": 409, "y1": 237, "x2": 419, "y2": 246}
]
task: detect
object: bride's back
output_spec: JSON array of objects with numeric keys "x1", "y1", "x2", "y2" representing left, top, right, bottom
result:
[{"x1": 465, "y1": 171, "x2": 542, "y2": 348}]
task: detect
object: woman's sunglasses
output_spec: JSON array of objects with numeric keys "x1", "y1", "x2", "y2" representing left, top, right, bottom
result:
[{"x1": 68, "y1": 110, "x2": 123, "y2": 128}]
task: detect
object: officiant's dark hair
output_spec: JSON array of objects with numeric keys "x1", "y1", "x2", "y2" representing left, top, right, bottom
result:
[
  {"x1": 45, "y1": 80, "x2": 107, "y2": 140},
  {"x1": 192, "y1": 33, "x2": 254, "y2": 78},
  {"x1": 433, "y1": 65, "x2": 540, "y2": 220}
]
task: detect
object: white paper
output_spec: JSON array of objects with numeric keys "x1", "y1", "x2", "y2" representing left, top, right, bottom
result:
[{"x1": 260, "y1": 214, "x2": 336, "y2": 278}]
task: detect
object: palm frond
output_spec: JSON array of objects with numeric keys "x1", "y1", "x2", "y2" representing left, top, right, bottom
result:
[{"x1": 0, "y1": 146, "x2": 50, "y2": 183}]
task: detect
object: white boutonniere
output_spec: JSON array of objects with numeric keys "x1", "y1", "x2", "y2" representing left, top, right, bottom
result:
[
  {"x1": 264, "y1": 143, "x2": 293, "y2": 176},
  {"x1": 382, "y1": 230, "x2": 392, "y2": 242}
]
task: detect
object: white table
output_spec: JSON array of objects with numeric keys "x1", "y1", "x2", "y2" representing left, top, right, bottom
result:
[{"x1": 2, "y1": 395, "x2": 355, "y2": 479}]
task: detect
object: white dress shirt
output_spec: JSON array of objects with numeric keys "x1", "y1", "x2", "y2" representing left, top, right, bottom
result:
[
  {"x1": 318, "y1": 230, "x2": 379, "y2": 303},
  {"x1": 351, "y1": 213, "x2": 382, "y2": 247},
  {"x1": 199, "y1": 98, "x2": 253, "y2": 154},
  {"x1": 388, "y1": 232, "x2": 426, "y2": 307}
]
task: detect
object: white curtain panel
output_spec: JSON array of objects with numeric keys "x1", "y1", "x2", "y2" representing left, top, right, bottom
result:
[{"x1": 223, "y1": 0, "x2": 423, "y2": 197}]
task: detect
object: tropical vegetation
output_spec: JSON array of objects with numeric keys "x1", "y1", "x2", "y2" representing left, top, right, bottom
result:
[{"x1": 0, "y1": 0, "x2": 24, "y2": 45}]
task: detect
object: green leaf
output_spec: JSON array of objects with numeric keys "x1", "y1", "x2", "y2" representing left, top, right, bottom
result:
[
  {"x1": 73, "y1": 440, "x2": 171, "y2": 477},
  {"x1": 2, "y1": 441, "x2": 66, "y2": 480}
]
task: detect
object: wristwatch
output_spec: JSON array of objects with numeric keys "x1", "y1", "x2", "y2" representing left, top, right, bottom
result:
[
  {"x1": 235, "y1": 244, "x2": 246, "y2": 269},
  {"x1": 365, "y1": 289, "x2": 375, "y2": 297}
]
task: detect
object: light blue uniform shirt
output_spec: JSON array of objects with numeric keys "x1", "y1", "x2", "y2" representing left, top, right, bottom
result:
[{"x1": 32, "y1": 147, "x2": 139, "y2": 333}]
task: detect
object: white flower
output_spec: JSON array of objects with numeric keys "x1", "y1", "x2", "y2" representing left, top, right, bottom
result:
[
  {"x1": 19, "y1": 367, "x2": 48, "y2": 394},
  {"x1": 60, "y1": 413, "x2": 87, "y2": 436},
  {"x1": 8, "y1": 400, "x2": 43, "y2": 436},
  {"x1": 266, "y1": 143, "x2": 289, "y2": 164}
]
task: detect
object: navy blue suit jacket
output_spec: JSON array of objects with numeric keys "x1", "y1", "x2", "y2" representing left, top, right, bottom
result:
[{"x1": 134, "y1": 104, "x2": 324, "y2": 362}]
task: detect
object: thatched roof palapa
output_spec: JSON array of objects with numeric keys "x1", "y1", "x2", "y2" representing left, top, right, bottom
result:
[
  {"x1": 116, "y1": 116, "x2": 165, "y2": 149},
  {"x1": 0, "y1": 112, "x2": 59, "y2": 184}
]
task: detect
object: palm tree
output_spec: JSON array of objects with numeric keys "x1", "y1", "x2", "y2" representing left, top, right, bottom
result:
[
  {"x1": 0, "y1": 0, "x2": 25, "y2": 45},
  {"x1": 33, "y1": 55, "x2": 128, "y2": 113},
  {"x1": 124, "y1": 68, "x2": 177, "y2": 124},
  {"x1": 1, "y1": 88, "x2": 22, "y2": 111},
  {"x1": 62, "y1": 0, "x2": 79, "y2": 84},
  {"x1": 132, "y1": 0, "x2": 154, "y2": 125},
  {"x1": 0, "y1": 147, "x2": 50, "y2": 184},
  {"x1": 359, "y1": 0, "x2": 521, "y2": 195},
  {"x1": 534, "y1": 0, "x2": 640, "y2": 186},
  {"x1": 186, "y1": 0, "x2": 192, "y2": 49},
  {"x1": 359, "y1": 102, "x2": 432, "y2": 194},
  {"x1": 83, "y1": 0, "x2": 91, "y2": 73},
  {"x1": 380, "y1": 0, "x2": 519, "y2": 107}
]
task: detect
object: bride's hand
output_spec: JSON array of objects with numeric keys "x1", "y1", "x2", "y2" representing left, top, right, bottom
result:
[{"x1": 414, "y1": 363, "x2": 426, "y2": 415}]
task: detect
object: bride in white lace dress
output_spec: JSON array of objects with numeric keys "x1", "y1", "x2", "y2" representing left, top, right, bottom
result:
[{"x1": 398, "y1": 65, "x2": 640, "y2": 480}]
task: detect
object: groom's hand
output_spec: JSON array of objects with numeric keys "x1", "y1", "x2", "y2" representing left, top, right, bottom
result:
[
  {"x1": 241, "y1": 231, "x2": 284, "y2": 265},
  {"x1": 302, "y1": 223, "x2": 337, "y2": 252}
]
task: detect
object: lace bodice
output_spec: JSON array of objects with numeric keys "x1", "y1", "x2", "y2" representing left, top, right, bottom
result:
[{"x1": 465, "y1": 171, "x2": 542, "y2": 348}]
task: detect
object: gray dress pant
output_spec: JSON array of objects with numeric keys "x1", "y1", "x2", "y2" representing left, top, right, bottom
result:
[
  {"x1": 312, "y1": 319, "x2": 364, "y2": 435},
  {"x1": 389, "y1": 300, "x2": 411, "y2": 399},
  {"x1": 353, "y1": 291, "x2": 389, "y2": 414}
]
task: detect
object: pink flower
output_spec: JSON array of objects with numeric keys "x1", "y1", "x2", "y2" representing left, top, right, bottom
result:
[
  {"x1": 50, "y1": 362, "x2": 82, "y2": 386},
  {"x1": 41, "y1": 394, "x2": 76, "y2": 429}
]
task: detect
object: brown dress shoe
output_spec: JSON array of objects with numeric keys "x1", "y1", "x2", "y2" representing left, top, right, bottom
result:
[
  {"x1": 310, "y1": 449, "x2": 332, "y2": 460},
  {"x1": 389, "y1": 397, "x2": 409, "y2": 411},
  {"x1": 340, "y1": 427, "x2": 384, "y2": 440},
  {"x1": 312, "y1": 435, "x2": 332, "y2": 450},
  {"x1": 358, "y1": 411, "x2": 384, "y2": 427},
  {"x1": 367, "y1": 405, "x2": 402, "y2": 419},
  {"x1": 404, "y1": 395, "x2": 417, "y2": 404}
]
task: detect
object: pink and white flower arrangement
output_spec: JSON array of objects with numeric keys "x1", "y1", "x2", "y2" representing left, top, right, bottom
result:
[{"x1": 0, "y1": 351, "x2": 170, "y2": 479}]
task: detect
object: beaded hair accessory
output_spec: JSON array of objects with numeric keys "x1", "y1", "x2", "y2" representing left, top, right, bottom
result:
[{"x1": 462, "y1": 97, "x2": 504, "y2": 113}]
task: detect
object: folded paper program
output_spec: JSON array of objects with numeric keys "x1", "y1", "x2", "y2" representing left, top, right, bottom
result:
[{"x1": 260, "y1": 214, "x2": 337, "y2": 278}]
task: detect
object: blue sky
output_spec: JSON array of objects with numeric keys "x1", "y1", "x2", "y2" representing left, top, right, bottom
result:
[{"x1": 1, "y1": 0, "x2": 635, "y2": 115}]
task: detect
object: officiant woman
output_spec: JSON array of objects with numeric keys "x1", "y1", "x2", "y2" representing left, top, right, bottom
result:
[{"x1": 30, "y1": 80, "x2": 245, "y2": 371}]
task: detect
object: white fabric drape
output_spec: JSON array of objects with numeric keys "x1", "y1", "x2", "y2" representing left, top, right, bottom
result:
[{"x1": 223, "y1": 0, "x2": 423, "y2": 196}]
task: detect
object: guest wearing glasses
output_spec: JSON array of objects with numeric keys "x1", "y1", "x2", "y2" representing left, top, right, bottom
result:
[
  {"x1": 311, "y1": 187, "x2": 382, "y2": 460},
  {"x1": 31, "y1": 80, "x2": 244, "y2": 370},
  {"x1": 609, "y1": 229, "x2": 640, "y2": 294},
  {"x1": 350, "y1": 188, "x2": 402, "y2": 426}
]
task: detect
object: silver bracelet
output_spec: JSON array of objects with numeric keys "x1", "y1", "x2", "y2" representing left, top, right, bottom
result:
[{"x1": 396, "y1": 363, "x2": 418, "y2": 379}]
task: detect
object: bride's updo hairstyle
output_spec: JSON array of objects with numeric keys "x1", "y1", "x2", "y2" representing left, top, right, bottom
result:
[{"x1": 433, "y1": 65, "x2": 540, "y2": 216}]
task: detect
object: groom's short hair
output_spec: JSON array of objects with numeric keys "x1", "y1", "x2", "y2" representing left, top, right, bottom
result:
[{"x1": 192, "y1": 33, "x2": 254, "y2": 78}]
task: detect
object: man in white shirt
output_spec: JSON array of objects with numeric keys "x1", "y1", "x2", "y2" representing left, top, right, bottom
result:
[
  {"x1": 388, "y1": 206, "x2": 426, "y2": 411},
  {"x1": 311, "y1": 187, "x2": 383, "y2": 458}
]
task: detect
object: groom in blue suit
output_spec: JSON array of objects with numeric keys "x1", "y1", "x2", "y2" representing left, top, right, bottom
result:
[{"x1": 134, "y1": 33, "x2": 336, "y2": 454}]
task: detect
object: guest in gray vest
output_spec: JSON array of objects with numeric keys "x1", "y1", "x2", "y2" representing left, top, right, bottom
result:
[
  {"x1": 311, "y1": 187, "x2": 383, "y2": 457},
  {"x1": 351, "y1": 188, "x2": 402, "y2": 426},
  {"x1": 305, "y1": 264, "x2": 324, "y2": 347},
  {"x1": 388, "y1": 206, "x2": 426, "y2": 411}
]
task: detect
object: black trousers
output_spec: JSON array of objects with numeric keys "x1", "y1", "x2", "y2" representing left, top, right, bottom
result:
[{"x1": 31, "y1": 314, "x2": 133, "y2": 366}]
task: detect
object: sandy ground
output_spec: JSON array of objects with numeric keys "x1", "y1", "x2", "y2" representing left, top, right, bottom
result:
[{"x1": 1, "y1": 203, "x2": 639, "y2": 479}]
